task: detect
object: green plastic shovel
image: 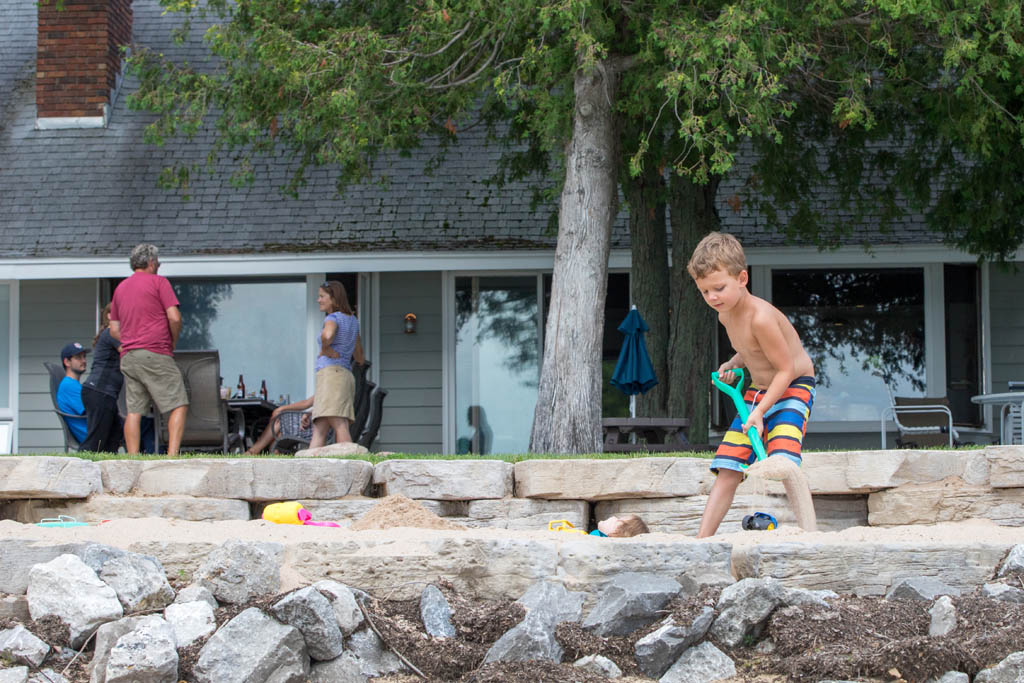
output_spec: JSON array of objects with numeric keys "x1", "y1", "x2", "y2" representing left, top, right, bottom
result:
[{"x1": 711, "y1": 368, "x2": 767, "y2": 465}]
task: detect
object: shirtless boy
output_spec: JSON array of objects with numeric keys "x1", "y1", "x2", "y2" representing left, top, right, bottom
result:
[{"x1": 688, "y1": 232, "x2": 816, "y2": 538}]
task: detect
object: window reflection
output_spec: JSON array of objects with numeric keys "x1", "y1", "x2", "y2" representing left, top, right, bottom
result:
[
  {"x1": 172, "y1": 279, "x2": 307, "y2": 405},
  {"x1": 773, "y1": 268, "x2": 925, "y2": 421}
]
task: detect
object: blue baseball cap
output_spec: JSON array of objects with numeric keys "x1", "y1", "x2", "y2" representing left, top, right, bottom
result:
[{"x1": 60, "y1": 342, "x2": 90, "y2": 361}]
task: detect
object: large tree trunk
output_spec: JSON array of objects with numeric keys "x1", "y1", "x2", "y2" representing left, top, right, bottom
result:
[
  {"x1": 622, "y1": 158, "x2": 669, "y2": 417},
  {"x1": 530, "y1": 61, "x2": 622, "y2": 453},
  {"x1": 667, "y1": 174, "x2": 721, "y2": 445}
]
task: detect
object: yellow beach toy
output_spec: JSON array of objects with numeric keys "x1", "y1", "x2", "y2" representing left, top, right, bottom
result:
[
  {"x1": 262, "y1": 501, "x2": 310, "y2": 525},
  {"x1": 548, "y1": 519, "x2": 587, "y2": 535}
]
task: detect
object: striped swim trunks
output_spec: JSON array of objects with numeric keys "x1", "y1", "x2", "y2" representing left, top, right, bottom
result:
[{"x1": 711, "y1": 376, "x2": 816, "y2": 474}]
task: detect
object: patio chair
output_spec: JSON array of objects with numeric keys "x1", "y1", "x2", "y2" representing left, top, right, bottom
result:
[
  {"x1": 1001, "y1": 381, "x2": 1024, "y2": 445},
  {"x1": 43, "y1": 361, "x2": 83, "y2": 452},
  {"x1": 356, "y1": 387, "x2": 387, "y2": 448},
  {"x1": 880, "y1": 386, "x2": 957, "y2": 449},
  {"x1": 155, "y1": 350, "x2": 244, "y2": 453}
]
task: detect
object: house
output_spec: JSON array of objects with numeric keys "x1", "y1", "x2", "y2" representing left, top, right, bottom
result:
[{"x1": 1, "y1": 0, "x2": 1021, "y2": 454}]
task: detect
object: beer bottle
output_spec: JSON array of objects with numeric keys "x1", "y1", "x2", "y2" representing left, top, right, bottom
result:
[
  {"x1": 260, "y1": 380, "x2": 268, "y2": 401},
  {"x1": 237, "y1": 375, "x2": 245, "y2": 398}
]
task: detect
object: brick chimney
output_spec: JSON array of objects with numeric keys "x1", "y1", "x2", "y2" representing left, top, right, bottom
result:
[{"x1": 36, "y1": 0, "x2": 133, "y2": 129}]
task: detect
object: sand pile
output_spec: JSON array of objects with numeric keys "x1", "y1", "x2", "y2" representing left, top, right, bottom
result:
[{"x1": 350, "y1": 494, "x2": 467, "y2": 531}]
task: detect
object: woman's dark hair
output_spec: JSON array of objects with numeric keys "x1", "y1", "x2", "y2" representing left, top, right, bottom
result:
[
  {"x1": 321, "y1": 280, "x2": 354, "y2": 315},
  {"x1": 93, "y1": 303, "x2": 111, "y2": 348}
]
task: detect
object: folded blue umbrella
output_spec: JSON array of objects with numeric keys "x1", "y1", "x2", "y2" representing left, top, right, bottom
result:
[{"x1": 610, "y1": 308, "x2": 658, "y2": 395}]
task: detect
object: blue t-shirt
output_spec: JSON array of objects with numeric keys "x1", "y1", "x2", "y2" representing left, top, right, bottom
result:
[
  {"x1": 56, "y1": 376, "x2": 87, "y2": 442},
  {"x1": 315, "y1": 312, "x2": 360, "y2": 372}
]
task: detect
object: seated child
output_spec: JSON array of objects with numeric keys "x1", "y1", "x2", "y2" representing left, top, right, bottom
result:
[{"x1": 591, "y1": 514, "x2": 650, "y2": 537}]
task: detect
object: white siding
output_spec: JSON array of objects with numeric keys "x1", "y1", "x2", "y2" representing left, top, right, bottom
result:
[
  {"x1": 18, "y1": 279, "x2": 97, "y2": 453},
  {"x1": 375, "y1": 272, "x2": 442, "y2": 453}
]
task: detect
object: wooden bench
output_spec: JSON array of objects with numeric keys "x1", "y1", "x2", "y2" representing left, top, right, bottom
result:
[{"x1": 602, "y1": 417, "x2": 691, "y2": 453}]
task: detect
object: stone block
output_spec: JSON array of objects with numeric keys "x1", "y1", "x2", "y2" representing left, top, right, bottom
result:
[
  {"x1": 868, "y1": 477, "x2": 1024, "y2": 526},
  {"x1": 465, "y1": 498, "x2": 588, "y2": 530},
  {"x1": 799, "y1": 451, "x2": 973, "y2": 494},
  {"x1": 0, "y1": 539, "x2": 88, "y2": 594},
  {"x1": 100, "y1": 459, "x2": 372, "y2": 501},
  {"x1": 0, "y1": 457, "x2": 101, "y2": 499},
  {"x1": 374, "y1": 460, "x2": 513, "y2": 500},
  {"x1": 0, "y1": 595, "x2": 30, "y2": 622},
  {"x1": 1, "y1": 496, "x2": 251, "y2": 523},
  {"x1": 988, "y1": 445, "x2": 1024, "y2": 488},
  {"x1": 595, "y1": 495, "x2": 866, "y2": 535},
  {"x1": 300, "y1": 497, "x2": 446, "y2": 526},
  {"x1": 514, "y1": 458, "x2": 706, "y2": 500},
  {"x1": 194, "y1": 608, "x2": 309, "y2": 683}
]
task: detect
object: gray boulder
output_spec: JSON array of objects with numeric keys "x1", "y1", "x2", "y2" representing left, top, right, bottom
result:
[
  {"x1": 346, "y1": 627, "x2": 407, "y2": 678},
  {"x1": 90, "y1": 616, "x2": 153, "y2": 683},
  {"x1": 0, "y1": 624, "x2": 50, "y2": 668},
  {"x1": 99, "y1": 553, "x2": 175, "y2": 612},
  {"x1": 574, "y1": 654, "x2": 622, "y2": 678},
  {"x1": 76, "y1": 545, "x2": 127, "y2": 576},
  {"x1": 194, "y1": 608, "x2": 308, "y2": 683},
  {"x1": 635, "y1": 607, "x2": 714, "y2": 678},
  {"x1": 659, "y1": 641, "x2": 736, "y2": 683},
  {"x1": 783, "y1": 588, "x2": 838, "y2": 608},
  {"x1": 710, "y1": 577, "x2": 787, "y2": 648},
  {"x1": 0, "y1": 595, "x2": 30, "y2": 623},
  {"x1": 104, "y1": 616, "x2": 178, "y2": 683},
  {"x1": 982, "y1": 583, "x2": 1024, "y2": 603},
  {"x1": 173, "y1": 584, "x2": 217, "y2": 609},
  {"x1": 0, "y1": 666, "x2": 28, "y2": 683},
  {"x1": 163, "y1": 601, "x2": 216, "y2": 649},
  {"x1": 997, "y1": 545, "x2": 1024, "y2": 577},
  {"x1": 975, "y1": 651, "x2": 1024, "y2": 682},
  {"x1": 420, "y1": 585, "x2": 456, "y2": 638},
  {"x1": 582, "y1": 573, "x2": 682, "y2": 637},
  {"x1": 313, "y1": 580, "x2": 364, "y2": 635},
  {"x1": 27, "y1": 554, "x2": 123, "y2": 648},
  {"x1": 483, "y1": 581, "x2": 587, "y2": 665},
  {"x1": 308, "y1": 651, "x2": 368, "y2": 683},
  {"x1": 194, "y1": 540, "x2": 282, "y2": 604},
  {"x1": 270, "y1": 587, "x2": 344, "y2": 661},
  {"x1": 928, "y1": 595, "x2": 957, "y2": 637},
  {"x1": 885, "y1": 577, "x2": 961, "y2": 601},
  {"x1": 928, "y1": 673, "x2": 969, "y2": 683},
  {"x1": 678, "y1": 572, "x2": 735, "y2": 597}
]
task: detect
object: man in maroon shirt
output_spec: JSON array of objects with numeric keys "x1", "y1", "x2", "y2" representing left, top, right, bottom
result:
[{"x1": 109, "y1": 244, "x2": 189, "y2": 455}]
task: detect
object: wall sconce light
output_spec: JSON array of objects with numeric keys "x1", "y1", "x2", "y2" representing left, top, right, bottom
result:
[{"x1": 404, "y1": 313, "x2": 417, "y2": 334}]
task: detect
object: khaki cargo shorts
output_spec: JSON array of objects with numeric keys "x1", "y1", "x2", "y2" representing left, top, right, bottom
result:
[
  {"x1": 312, "y1": 365, "x2": 355, "y2": 421},
  {"x1": 120, "y1": 349, "x2": 189, "y2": 415}
]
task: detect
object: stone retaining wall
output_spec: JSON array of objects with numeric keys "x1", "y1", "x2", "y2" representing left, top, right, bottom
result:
[{"x1": 1, "y1": 446, "x2": 1022, "y2": 532}]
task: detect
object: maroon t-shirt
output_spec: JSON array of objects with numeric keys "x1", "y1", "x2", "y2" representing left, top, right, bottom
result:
[{"x1": 110, "y1": 272, "x2": 180, "y2": 357}]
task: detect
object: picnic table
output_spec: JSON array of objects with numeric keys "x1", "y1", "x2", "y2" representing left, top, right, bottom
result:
[
  {"x1": 228, "y1": 397, "x2": 278, "y2": 447},
  {"x1": 602, "y1": 417, "x2": 691, "y2": 452}
]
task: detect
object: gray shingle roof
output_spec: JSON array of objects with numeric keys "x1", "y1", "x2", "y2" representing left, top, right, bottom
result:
[{"x1": 0, "y1": 0, "x2": 938, "y2": 259}]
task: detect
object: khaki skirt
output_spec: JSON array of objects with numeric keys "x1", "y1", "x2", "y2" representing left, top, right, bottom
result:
[{"x1": 312, "y1": 365, "x2": 355, "y2": 421}]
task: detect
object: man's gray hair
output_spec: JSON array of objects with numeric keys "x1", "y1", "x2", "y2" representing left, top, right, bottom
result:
[{"x1": 129, "y1": 244, "x2": 159, "y2": 271}]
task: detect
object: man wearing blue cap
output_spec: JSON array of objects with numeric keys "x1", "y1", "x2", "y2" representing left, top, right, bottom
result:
[{"x1": 56, "y1": 342, "x2": 90, "y2": 444}]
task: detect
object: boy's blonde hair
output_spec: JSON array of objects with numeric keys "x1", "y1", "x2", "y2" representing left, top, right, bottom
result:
[
  {"x1": 610, "y1": 514, "x2": 650, "y2": 538},
  {"x1": 687, "y1": 232, "x2": 746, "y2": 279}
]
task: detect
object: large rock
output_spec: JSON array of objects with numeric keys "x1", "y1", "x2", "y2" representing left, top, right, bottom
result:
[
  {"x1": 193, "y1": 608, "x2": 309, "y2": 683},
  {"x1": 982, "y1": 583, "x2": 1024, "y2": 603},
  {"x1": 483, "y1": 581, "x2": 587, "y2": 664},
  {"x1": 312, "y1": 581, "x2": 363, "y2": 635},
  {"x1": 998, "y1": 544, "x2": 1024, "y2": 576},
  {"x1": 0, "y1": 457, "x2": 101, "y2": 499},
  {"x1": 635, "y1": 607, "x2": 714, "y2": 678},
  {"x1": 0, "y1": 540, "x2": 87, "y2": 594},
  {"x1": 104, "y1": 616, "x2": 178, "y2": 683},
  {"x1": 100, "y1": 459, "x2": 372, "y2": 500},
  {"x1": 295, "y1": 442, "x2": 369, "y2": 457},
  {"x1": 27, "y1": 554, "x2": 123, "y2": 648},
  {"x1": 346, "y1": 628, "x2": 406, "y2": 677},
  {"x1": 173, "y1": 584, "x2": 217, "y2": 609},
  {"x1": 929, "y1": 596, "x2": 956, "y2": 637},
  {"x1": 659, "y1": 641, "x2": 736, "y2": 683},
  {"x1": 270, "y1": 587, "x2": 344, "y2": 661},
  {"x1": 374, "y1": 460, "x2": 513, "y2": 500},
  {"x1": 710, "y1": 578, "x2": 787, "y2": 648},
  {"x1": 582, "y1": 573, "x2": 682, "y2": 637},
  {"x1": 885, "y1": 577, "x2": 961, "y2": 601},
  {"x1": 514, "y1": 458, "x2": 707, "y2": 500},
  {"x1": 419, "y1": 584, "x2": 456, "y2": 638},
  {"x1": 574, "y1": 654, "x2": 622, "y2": 678},
  {"x1": 194, "y1": 539, "x2": 282, "y2": 604},
  {"x1": 0, "y1": 595, "x2": 30, "y2": 622},
  {"x1": 0, "y1": 667, "x2": 28, "y2": 683},
  {"x1": 732, "y1": 540, "x2": 1010, "y2": 596},
  {"x1": 464, "y1": 498, "x2": 589, "y2": 530},
  {"x1": 974, "y1": 651, "x2": 1024, "y2": 683},
  {"x1": 1, "y1": 496, "x2": 251, "y2": 523},
  {"x1": 308, "y1": 651, "x2": 367, "y2": 683},
  {"x1": 799, "y1": 451, "x2": 985, "y2": 494},
  {"x1": 987, "y1": 445, "x2": 1024, "y2": 488},
  {"x1": 90, "y1": 616, "x2": 153, "y2": 683},
  {"x1": 595, "y1": 495, "x2": 867, "y2": 534},
  {"x1": 300, "y1": 498, "x2": 447, "y2": 527},
  {"x1": 0, "y1": 624, "x2": 50, "y2": 668},
  {"x1": 163, "y1": 601, "x2": 216, "y2": 648},
  {"x1": 99, "y1": 552, "x2": 175, "y2": 612},
  {"x1": 868, "y1": 477, "x2": 1024, "y2": 526}
]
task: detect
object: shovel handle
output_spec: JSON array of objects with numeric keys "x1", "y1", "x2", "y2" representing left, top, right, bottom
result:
[{"x1": 711, "y1": 369, "x2": 767, "y2": 463}]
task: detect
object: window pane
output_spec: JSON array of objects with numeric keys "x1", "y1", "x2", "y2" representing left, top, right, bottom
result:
[
  {"x1": 773, "y1": 268, "x2": 925, "y2": 421},
  {"x1": 944, "y1": 264, "x2": 981, "y2": 425},
  {"x1": 173, "y1": 280, "x2": 307, "y2": 404},
  {"x1": 0, "y1": 285, "x2": 8, "y2": 409}
]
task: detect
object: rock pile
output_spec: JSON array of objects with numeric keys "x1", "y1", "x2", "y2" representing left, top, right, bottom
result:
[{"x1": 0, "y1": 540, "x2": 1023, "y2": 682}]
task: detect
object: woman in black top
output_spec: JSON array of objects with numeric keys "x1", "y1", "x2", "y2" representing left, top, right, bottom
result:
[{"x1": 81, "y1": 304, "x2": 124, "y2": 452}]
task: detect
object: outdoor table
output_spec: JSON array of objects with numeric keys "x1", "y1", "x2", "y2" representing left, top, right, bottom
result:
[
  {"x1": 602, "y1": 417, "x2": 690, "y2": 452},
  {"x1": 228, "y1": 397, "x2": 278, "y2": 447},
  {"x1": 970, "y1": 391, "x2": 1024, "y2": 444}
]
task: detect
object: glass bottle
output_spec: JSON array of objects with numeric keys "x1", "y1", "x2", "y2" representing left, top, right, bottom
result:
[
  {"x1": 237, "y1": 374, "x2": 245, "y2": 399},
  {"x1": 260, "y1": 380, "x2": 268, "y2": 401}
]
